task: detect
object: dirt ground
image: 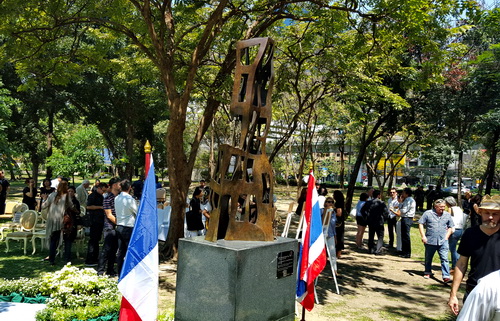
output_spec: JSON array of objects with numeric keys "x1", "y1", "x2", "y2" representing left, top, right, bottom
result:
[{"x1": 157, "y1": 197, "x2": 458, "y2": 321}]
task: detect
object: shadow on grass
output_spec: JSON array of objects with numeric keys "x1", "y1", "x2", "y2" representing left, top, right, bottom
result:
[
  {"x1": 159, "y1": 276, "x2": 176, "y2": 293},
  {"x1": 383, "y1": 305, "x2": 457, "y2": 321},
  {"x1": 0, "y1": 238, "x2": 88, "y2": 279},
  {"x1": 312, "y1": 220, "x2": 458, "y2": 320}
]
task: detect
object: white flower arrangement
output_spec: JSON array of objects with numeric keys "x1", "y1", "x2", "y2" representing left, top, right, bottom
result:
[{"x1": 39, "y1": 264, "x2": 119, "y2": 309}]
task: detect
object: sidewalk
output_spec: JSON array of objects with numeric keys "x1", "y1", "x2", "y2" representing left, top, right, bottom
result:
[{"x1": 0, "y1": 302, "x2": 46, "y2": 321}]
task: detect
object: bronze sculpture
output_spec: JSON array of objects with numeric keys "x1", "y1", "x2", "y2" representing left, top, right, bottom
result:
[{"x1": 205, "y1": 37, "x2": 275, "y2": 242}]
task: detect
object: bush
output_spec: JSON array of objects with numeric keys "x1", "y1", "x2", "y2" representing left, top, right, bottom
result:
[
  {"x1": 38, "y1": 264, "x2": 119, "y2": 310},
  {"x1": 0, "y1": 277, "x2": 44, "y2": 297},
  {"x1": 36, "y1": 300, "x2": 119, "y2": 321},
  {"x1": 0, "y1": 264, "x2": 121, "y2": 321}
]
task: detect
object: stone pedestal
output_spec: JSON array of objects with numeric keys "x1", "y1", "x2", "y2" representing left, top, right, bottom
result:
[{"x1": 175, "y1": 237, "x2": 298, "y2": 321}]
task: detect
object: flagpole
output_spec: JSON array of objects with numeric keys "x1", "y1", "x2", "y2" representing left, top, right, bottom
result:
[
  {"x1": 300, "y1": 161, "x2": 311, "y2": 321},
  {"x1": 144, "y1": 140, "x2": 152, "y2": 177},
  {"x1": 300, "y1": 306, "x2": 306, "y2": 321}
]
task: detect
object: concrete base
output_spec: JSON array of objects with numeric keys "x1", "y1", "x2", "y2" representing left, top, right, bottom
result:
[{"x1": 175, "y1": 237, "x2": 298, "y2": 321}]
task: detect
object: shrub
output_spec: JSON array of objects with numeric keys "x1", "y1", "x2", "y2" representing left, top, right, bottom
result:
[
  {"x1": 38, "y1": 264, "x2": 119, "y2": 310},
  {"x1": 0, "y1": 264, "x2": 121, "y2": 321},
  {"x1": 0, "y1": 277, "x2": 44, "y2": 297}
]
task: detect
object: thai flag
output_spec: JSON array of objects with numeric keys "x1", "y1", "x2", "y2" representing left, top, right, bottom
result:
[
  {"x1": 118, "y1": 156, "x2": 159, "y2": 321},
  {"x1": 296, "y1": 172, "x2": 327, "y2": 311}
]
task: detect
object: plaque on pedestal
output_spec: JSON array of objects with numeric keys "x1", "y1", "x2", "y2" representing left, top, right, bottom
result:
[{"x1": 175, "y1": 236, "x2": 297, "y2": 321}]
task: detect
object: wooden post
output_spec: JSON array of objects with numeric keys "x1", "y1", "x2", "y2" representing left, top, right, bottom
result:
[{"x1": 144, "y1": 140, "x2": 152, "y2": 178}]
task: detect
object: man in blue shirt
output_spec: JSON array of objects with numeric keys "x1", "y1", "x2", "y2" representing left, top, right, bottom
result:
[{"x1": 418, "y1": 199, "x2": 454, "y2": 282}]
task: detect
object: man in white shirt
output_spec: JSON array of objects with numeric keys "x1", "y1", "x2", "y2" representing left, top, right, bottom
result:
[
  {"x1": 397, "y1": 188, "x2": 416, "y2": 258},
  {"x1": 114, "y1": 179, "x2": 138, "y2": 275},
  {"x1": 387, "y1": 188, "x2": 399, "y2": 249}
]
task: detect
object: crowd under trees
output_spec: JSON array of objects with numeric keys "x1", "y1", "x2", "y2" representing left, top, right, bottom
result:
[{"x1": 0, "y1": 0, "x2": 498, "y2": 258}]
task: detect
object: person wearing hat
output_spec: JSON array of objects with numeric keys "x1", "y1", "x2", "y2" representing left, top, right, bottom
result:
[{"x1": 448, "y1": 195, "x2": 500, "y2": 316}]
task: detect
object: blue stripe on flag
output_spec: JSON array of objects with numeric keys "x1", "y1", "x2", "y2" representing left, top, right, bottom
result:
[{"x1": 119, "y1": 161, "x2": 159, "y2": 281}]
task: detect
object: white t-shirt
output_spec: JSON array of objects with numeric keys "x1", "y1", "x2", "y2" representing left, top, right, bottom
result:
[
  {"x1": 318, "y1": 195, "x2": 326, "y2": 209},
  {"x1": 457, "y1": 270, "x2": 500, "y2": 321},
  {"x1": 450, "y1": 206, "x2": 466, "y2": 229}
]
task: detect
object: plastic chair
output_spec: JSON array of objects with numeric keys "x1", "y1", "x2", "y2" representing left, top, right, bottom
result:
[{"x1": 5, "y1": 210, "x2": 38, "y2": 255}]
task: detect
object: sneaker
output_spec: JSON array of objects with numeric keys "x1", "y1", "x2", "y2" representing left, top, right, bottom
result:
[
  {"x1": 424, "y1": 274, "x2": 431, "y2": 279},
  {"x1": 443, "y1": 278, "x2": 452, "y2": 283}
]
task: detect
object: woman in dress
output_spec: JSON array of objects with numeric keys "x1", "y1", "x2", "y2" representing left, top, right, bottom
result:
[
  {"x1": 333, "y1": 190, "x2": 346, "y2": 258},
  {"x1": 42, "y1": 180, "x2": 72, "y2": 265},
  {"x1": 186, "y1": 188, "x2": 209, "y2": 237},
  {"x1": 39, "y1": 178, "x2": 55, "y2": 211}
]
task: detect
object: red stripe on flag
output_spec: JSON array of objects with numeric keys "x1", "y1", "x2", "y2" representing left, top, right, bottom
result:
[
  {"x1": 298, "y1": 172, "x2": 327, "y2": 311},
  {"x1": 119, "y1": 297, "x2": 142, "y2": 321}
]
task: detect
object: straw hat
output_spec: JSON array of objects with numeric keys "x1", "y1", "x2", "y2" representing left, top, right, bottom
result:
[{"x1": 478, "y1": 195, "x2": 500, "y2": 211}]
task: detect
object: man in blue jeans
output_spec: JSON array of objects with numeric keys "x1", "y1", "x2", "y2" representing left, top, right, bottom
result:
[{"x1": 418, "y1": 199, "x2": 454, "y2": 282}]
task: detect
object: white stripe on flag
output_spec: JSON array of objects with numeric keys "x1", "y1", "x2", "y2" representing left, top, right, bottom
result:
[{"x1": 118, "y1": 244, "x2": 159, "y2": 321}]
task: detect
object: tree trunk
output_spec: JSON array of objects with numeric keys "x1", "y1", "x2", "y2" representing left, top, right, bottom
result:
[
  {"x1": 46, "y1": 109, "x2": 54, "y2": 179},
  {"x1": 124, "y1": 124, "x2": 135, "y2": 180},
  {"x1": 339, "y1": 139, "x2": 345, "y2": 187},
  {"x1": 31, "y1": 156, "x2": 39, "y2": 185},
  {"x1": 346, "y1": 143, "x2": 368, "y2": 212},
  {"x1": 485, "y1": 129, "x2": 499, "y2": 195},
  {"x1": 163, "y1": 104, "x2": 191, "y2": 259},
  {"x1": 209, "y1": 124, "x2": 216, "y2": 180},
  {"x1": 437, "y1": 166, "x2": 447, "y2": 190},
  {"x1": 457, "y1": 150, "x2": 463, "y2": 205}
]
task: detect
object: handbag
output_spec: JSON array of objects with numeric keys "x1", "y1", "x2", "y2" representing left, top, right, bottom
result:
[{"x1": 62, "y1": 209, "x2": 73, "y2": 235}]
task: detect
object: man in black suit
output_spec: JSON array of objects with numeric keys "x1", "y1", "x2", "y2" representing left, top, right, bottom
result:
[{"x1": 362, "y1": 190, "x2": 389, "y2": 254}]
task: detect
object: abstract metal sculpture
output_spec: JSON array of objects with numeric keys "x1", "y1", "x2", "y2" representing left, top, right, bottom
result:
[{"x1": 205, "y1": 37, "x2": 275, "y2": 242}]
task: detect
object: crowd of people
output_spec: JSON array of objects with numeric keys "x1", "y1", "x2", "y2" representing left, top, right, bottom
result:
[
  {"x1": 301, "y1": 183, "x2": 499, "y2": 319},
  {"x1": 36, "y1": 176, "x2": 141, "y2": 276},
  {"x1": 0, "y1": 172, "x2": 147, "y2": 277}
]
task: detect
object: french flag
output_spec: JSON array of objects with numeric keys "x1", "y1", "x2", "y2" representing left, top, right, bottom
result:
[
  {"x1": 296, "y1": 171, "x2": 327, "y2": 311},
  {"x1": 118, "y1": 156, "x2": 159, "y2": 321}
]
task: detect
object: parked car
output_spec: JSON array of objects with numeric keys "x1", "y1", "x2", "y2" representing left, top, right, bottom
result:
[{"x1": 443, "y1": 183, "x2": 469, "y2": 194}]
